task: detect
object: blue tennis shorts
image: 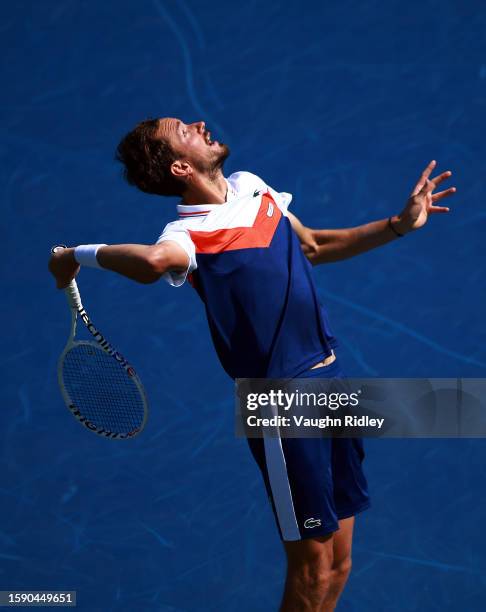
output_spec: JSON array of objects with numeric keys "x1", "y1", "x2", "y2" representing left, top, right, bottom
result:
[{"x1": 247, "y1": 356, "x2": 370, "y2": 541}]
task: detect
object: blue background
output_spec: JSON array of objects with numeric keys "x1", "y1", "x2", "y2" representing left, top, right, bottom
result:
[{"x1": 2, "y1": 1, "x2": 486, "y2": 610}]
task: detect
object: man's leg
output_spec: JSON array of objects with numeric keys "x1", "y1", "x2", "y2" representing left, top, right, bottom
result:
[
  {"x1": 280, "y1": 534, "x2": 335, "y2": 612},
  {"x1": 279, "y1": 517, "x2": 355, "y2": 612},
  {"x1": 320, "y1": 516, "x2": 354, "y2": 611}
]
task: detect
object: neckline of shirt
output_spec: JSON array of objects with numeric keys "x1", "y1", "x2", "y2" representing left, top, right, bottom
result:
[{"x1": 177, "y1": 178, "x2": 237, "y2": 218}]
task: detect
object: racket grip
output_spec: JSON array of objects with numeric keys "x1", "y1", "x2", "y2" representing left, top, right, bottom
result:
[{"x1": 64, "y1": 280, "x2": 83, "y2": 310}]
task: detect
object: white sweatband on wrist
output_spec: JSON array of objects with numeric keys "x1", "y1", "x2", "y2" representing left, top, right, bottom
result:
[{"x1": 74, "y1": 244, "x2": 107, "y2": 269}]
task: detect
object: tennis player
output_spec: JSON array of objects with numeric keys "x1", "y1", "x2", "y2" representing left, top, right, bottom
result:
[{"x1": 49, "y1": 118, "x2": 455, "y2": 611}]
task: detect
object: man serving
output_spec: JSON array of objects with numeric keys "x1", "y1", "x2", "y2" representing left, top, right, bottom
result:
[{"x1": 49, "y1": 118, "x2": 455, "y2": 611}]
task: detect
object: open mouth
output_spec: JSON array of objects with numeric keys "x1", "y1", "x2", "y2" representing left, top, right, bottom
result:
[{"x1": 204, "y1": 130, "x2": 216, "y2": 146}]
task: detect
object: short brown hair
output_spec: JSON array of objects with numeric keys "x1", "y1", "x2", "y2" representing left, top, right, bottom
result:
[{"x1": 115, "y1": 119, "x2": 184, "y2": 197}]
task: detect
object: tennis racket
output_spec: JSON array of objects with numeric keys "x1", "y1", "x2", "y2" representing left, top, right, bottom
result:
[{"x1": 52, "y1": 245, "x2": 148, "y2": 439}]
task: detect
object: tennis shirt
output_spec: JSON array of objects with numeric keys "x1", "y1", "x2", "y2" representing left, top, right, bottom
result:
[{"x1": 156, "y1": 171, "x2": 338, "y2": 379}]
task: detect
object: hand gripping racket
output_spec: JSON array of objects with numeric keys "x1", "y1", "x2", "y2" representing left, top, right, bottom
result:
[{"x1": 52, "y1": 245, "x2": 148, "y2": 439}]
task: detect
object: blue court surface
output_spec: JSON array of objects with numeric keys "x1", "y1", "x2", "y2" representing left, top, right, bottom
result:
[{"x1": 2, "y1": 1, "x2": 486, "y2": 610}]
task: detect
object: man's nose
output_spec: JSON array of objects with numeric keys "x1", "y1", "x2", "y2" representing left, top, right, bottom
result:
[{"x1": 194, "y1": 121, "x2": 205, "y2": 133}]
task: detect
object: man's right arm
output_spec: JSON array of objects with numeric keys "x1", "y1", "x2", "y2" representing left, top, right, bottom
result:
[{"x1": 48, "y1": 242, "x2": 189, "y2": 289}]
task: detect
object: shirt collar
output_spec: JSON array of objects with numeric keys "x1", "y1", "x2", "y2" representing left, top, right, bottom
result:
[{"x1": 177, "y1": 178, "x2": 236, "y2": 218}]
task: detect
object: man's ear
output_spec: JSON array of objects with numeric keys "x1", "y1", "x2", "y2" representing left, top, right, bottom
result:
[{"x1": 170, "y1": 160, "x2": 192, "y2": 179}]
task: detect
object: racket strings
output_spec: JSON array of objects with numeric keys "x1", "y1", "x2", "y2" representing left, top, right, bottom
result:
[{"x1": 61, "y1": 343, "x2": 146, "y2": 434}]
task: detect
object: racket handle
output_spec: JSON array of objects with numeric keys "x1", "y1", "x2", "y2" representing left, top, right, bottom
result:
[
  {"x1": 64, "y1": 279, "x2": 83, "y2": 310},
  {"x1": 51, "y1": 244, "x2": 83, "y2": 311}
]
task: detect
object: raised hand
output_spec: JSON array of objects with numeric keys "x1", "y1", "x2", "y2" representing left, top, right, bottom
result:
[{"x1": 396, "y1": 160, "x2": 457, "y2": 234}]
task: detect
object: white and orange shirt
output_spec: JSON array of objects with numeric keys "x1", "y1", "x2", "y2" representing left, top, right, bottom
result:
[{"x1": 156, "y1": 171, "x2": 337, "y2": 378}]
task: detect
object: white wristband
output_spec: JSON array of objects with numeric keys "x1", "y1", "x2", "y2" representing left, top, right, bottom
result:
[{"x1": 74, "y1": 244, "x2": 107, "y2": 269}]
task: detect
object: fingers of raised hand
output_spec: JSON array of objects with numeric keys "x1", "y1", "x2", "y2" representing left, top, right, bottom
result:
[
  {"x1": 430, "y1": 170, "x2": 453, "y2": 189},
  {"x1": 428, "y1": 205, "x2": 450, "y2": 214},
  {"x1": 421, "y1": 171, "x2": 454, "y2": 196},
  {"x1": 412, "y1": 160, "x2": 436, "y2": 195},
  {"x1": 422, "y1": 159, "x2": 437, "y2": 180},
  {"x1": 431, "y1": 187, "x2": 456, "y2": 202}
]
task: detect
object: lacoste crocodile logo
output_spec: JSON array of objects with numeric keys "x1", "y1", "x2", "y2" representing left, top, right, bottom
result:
[{"x1": 304, "y1": 518, "x2": 322, "y2": 529}]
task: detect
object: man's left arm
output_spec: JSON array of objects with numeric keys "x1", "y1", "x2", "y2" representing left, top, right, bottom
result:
[{"x1": 288, "y1": 161, "x2": 456, "y2": 265}]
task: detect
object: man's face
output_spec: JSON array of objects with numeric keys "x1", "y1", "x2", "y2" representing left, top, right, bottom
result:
[{"x1": 157, "y1": 117, "x2": 229, "y2": 177}]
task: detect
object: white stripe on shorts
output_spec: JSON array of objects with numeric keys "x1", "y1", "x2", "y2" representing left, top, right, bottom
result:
[{"x1": 262, "y1": 401, "x2": 300, "y2": 541}]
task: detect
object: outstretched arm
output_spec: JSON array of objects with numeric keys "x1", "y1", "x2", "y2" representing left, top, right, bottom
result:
[
  {"x1": 288, "y1": 160, "x2": 456, "y2": 265},
  {"x1": 48, "y1": 242, "x2": 189, "y2": 288}
]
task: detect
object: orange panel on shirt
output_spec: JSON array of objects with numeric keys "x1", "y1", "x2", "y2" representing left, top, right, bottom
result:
[{"x1": 189, "y1": 192, "x2": 282, "y2": 254}]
